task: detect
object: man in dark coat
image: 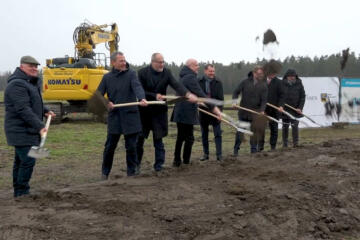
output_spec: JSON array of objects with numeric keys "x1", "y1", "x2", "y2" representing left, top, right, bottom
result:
[
  {"x1": 198, "y1": 64, "x2": 224, "y2": 161},
  {"x1": 137, "y1": 53, "x2": 197, "y2": 172},
  {"x1": 171, "y1": 59, "x2": 221, "y2": 167},
  {"x1": 259, "y1": 61, "x2": 285, "y2": 151},
  {"x1": 232, "y1": 66, "x2": 268, "y2": 154},
  {"x1": 4, "y1": 56, "x2": 55, "y2": 198},
  {"x1": 282, "y1": 69, "x2": 306, "y2": 147},
  {"x1": 97, "y1": 52, "x2": 148, "y2": 178}
]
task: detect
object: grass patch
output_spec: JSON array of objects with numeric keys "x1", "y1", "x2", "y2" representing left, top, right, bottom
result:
[{"x1": 1, "y1": 105, "x2": 360, "y2": 191}]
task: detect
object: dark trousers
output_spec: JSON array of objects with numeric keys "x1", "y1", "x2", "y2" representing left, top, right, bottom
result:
[
  {"x1": 137, "y1": 132, "x2": 165, "y2": 171},
  {"x1": 174, "y1": 123, "x2": 194, "y2": 164},
  {"x1": 234, "y1": 121, "x2": 263, "y2": 153},
  {"x1": 259, "y1": 120, "x2": 279, "y2": 150},
  {"x1": 102, "y1": 133, "x2": 139, "y2": 176},
  {"x1": 200, "y1": 121, "x2": 222, "y2": 157},
  {"x1": 282, "y1": 119, "x2": 299, "y2": 147},
  {"x1": 13, "y1": 146, "x2": 35, "y2": 197}
]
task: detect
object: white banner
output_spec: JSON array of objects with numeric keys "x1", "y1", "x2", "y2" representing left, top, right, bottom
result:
[
  {"x1": 283, "y1": 77, "x2": 339, "y2": 128},
  {"x1": 339, "y1": 78, "x2": 360, "y2": 123}
]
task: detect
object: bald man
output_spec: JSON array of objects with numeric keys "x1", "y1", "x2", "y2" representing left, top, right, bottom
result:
[
  {"x1": 171, "y1": 59, "x2": 221, "y2": 167},
  {"x1": 137, "y1": 53, "x2": 197, "y2": 172}
]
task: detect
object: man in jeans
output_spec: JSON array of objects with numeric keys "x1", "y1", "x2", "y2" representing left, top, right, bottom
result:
[
  {"x1": 232, "y1": 66, "x2": 268, "y2": 154},
  {"x1": 198, "y1": 64, "x2": 224, "y2": 161},
  {"x1": 4, "y1": 56, "x2": 55, "y2": 198}
]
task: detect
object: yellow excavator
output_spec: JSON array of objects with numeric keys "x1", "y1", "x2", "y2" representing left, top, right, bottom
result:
[{"x1": 42, "y1": 21, "x2": 119, "y2": 123}]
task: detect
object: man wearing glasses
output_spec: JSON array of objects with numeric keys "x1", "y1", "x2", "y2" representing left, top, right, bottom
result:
[{"x1": 137, "y1": 53, "x2": 197, "y2": 172}]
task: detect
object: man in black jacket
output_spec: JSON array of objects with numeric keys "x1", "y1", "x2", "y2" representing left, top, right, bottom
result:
[
  {"x1": 98, "y1": 52, "x2": 148, "y2": 178},
  {"x1": 282, "y1": 69, "x2": 306, "y2": 147},
  {"x1": 232, "y1": 66, "x2": 268, "y2": 154},
  {"x1": 198, "y1": 64, "x2": 224, "y2": 161},
  {"x1": 4, "y1": 56, "x2": 55, "y2": 198},
  {"x1": 171, "y1": 59, "x2": 221, "y2": 167},
  {"x1": 137, "y1": 53, "x2": 197, "y2": 172},
  {"x1": 259, "y1": 61, "x2": 285, "y2": 151}
]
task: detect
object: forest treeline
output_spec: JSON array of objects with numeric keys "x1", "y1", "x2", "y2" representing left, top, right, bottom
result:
[{"x1": 1, "y1": 52, "x2": 359, "y2": 94}]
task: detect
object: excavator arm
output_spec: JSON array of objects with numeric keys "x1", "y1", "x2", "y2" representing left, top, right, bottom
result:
[{"x1": 73, "y1": 22, "x2": 119, "y2": 59}]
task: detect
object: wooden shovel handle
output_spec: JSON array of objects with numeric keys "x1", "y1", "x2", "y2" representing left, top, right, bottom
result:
[
  {"x1": 39, "y1": 115, "x2": 52, "y2": 147},
  {"x1": 113, "y1": 101, "x2": 165, "y2": 108},
  {"x1": 266, "y1": 103, "x2": 281, "y2": 111},
  {"x1": 198, "y1": 108, "x2": 229, "y2": 125},
  {"x1": 284, "y1": 103, "x2": 300, "y2": 112},
  {"x1": 233, "y1": 105, "x2": 261, "y2": 115},
  {"x1": 161, "y1": 95, "x2": 180, "y2": 100}
]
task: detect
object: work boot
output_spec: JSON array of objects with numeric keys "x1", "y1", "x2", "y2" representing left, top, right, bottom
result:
[{"x1": 200, "y1": 154, "x2": 209, "y2": 161}]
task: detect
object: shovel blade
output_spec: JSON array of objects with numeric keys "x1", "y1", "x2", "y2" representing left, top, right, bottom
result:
[
  {"x1": 87, "y1": 91, "x2": 109, "y2": 117},
  {"x1": 28, "y1": 146, "x2": 49, "y2": 159}
]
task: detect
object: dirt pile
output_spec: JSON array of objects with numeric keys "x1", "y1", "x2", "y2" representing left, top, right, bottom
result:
[{"x1": 1, "y1": 138, "x2": 360, "y2": 240}]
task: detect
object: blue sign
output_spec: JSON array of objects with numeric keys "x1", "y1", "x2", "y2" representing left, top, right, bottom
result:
[{"x1": 341, "y1": 78, "x2": 360, "y2": 88}]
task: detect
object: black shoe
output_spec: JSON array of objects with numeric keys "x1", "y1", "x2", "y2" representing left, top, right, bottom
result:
[
  {"x1": 200, "y1": 154, "x2": 209, "y2": 161},
  {"x1": 232, "y1": 151, "x2": 238, "y2": 157},
  {"x1": 183, "y1": 160, "x2": 190, "y2": 165},
  {"x1": 101, "y1": 174, "x2": 108, "y2": 180},
  {"x1": 173, "y1": 161, "x2": 181, "y2": 167},
  {"x1": 127, "y1": 171, "x2": 139, "y2": 177},
  {"x1": 270, "y1": 146, "x2": 276, "y2": 151},
  {"x1": 217, "y1": 155, "x2": 223, "y2": 161},
  {"x1": 154, "y1": 166, "x2": 162, "y2": 172}
]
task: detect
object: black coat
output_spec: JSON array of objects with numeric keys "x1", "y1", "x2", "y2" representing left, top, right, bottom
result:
[
  {"x1": 4, "y1": 68, "x2": 48, "y2": 146},
  {"x1": 198, "y1": 76, "x2": 224, "y2": 125},
  {"x1": 97, "y1": 66, "x2": 145, "y2": 135},
  {"x1": 171, "y1": 66, "x2": 207, "y2": 125},
  {"x1": 282, "y1": 76, "x2": 306, "y2": 119},
  {"x1": 232, "y1": 72, "x2": 268, "y2": 121},
  {"x1": 138, "y1": 66, "x2": 188, "y2": 139},
  {"x1": 264, "y1": 77, "x2": 285, "y2": 118}
]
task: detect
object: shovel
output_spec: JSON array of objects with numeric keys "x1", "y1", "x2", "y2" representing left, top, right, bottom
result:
[
  {"x1": 198, "y1": 108, "x2": 253, "y2": 135},
  {"x1": 28, "y1": 115, "x2": 52, "y2": 158},
  {"x1": 162, "y1": 95, "x2": 224, "y2": 106}
]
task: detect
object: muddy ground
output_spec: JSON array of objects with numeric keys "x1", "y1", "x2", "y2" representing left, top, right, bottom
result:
[{"x1": 1, "y1": 138, "x2": 360, "y2": 240}]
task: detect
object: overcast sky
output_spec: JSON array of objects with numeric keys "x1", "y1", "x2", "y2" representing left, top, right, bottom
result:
[{"x1": 0, "y1": 0, "x2": 359, "y2": 72}]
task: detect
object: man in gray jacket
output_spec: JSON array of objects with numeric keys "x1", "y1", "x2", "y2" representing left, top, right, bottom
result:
[{"x1": 4, "y1": 56, "x2": 55, "y2": 198}]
